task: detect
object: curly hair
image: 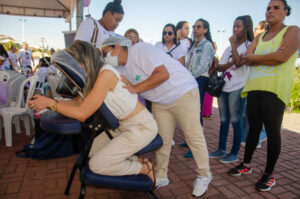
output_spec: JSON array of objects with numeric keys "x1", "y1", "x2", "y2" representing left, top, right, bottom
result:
[{"x1": 124, "y1": 28, "x2": 140, "y2": 42}]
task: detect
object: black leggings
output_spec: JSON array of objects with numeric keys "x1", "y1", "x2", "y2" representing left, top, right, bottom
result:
[{"x1": 244, "y1": 91, "x2": 285, "y2": 174}]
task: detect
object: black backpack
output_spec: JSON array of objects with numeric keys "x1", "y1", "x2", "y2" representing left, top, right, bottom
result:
[{"x1": 16, "y1": 116, "x2": 75, "y2": 160}]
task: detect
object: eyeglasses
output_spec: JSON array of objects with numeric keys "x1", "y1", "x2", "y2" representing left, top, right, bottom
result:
[
  {"x1": 163, "y1": 31, "x2": 173, "y2": 36},
  {"x1": 193, "y1": 25, "x2": 202, "y2": 29}
]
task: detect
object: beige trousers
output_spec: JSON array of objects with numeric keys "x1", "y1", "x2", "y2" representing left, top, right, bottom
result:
[
  {"x1": 153, "y1": 88, "x2": 211, "y2": 178},
  {"x1": 89, "y1": 108, "x2": 158, "y2": 176}
]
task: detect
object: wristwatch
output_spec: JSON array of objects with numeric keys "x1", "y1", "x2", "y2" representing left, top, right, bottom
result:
[{"x1": 49, "y1": 99, "x2": 58, "y2": 112}]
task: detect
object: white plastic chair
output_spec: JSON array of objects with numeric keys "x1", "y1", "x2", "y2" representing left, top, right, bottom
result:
[
  {"x1": 0, "y1": 71, "x2": 9, "y2": 82},
  {"x1": 0, "y1": 73, "x2": 27, "y2": 133},
  {"x1": 47, "y1": 75, "x2": 62, "y2": 98},
  {"x1": 0, "y1": 75, "x2": 38, "y2": 147},
  {"x1": 0, "y1": 70, "x2": 19, "y2": 82}
]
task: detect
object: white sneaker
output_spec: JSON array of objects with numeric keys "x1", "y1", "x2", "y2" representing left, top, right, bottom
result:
[
  {"x1": 192, "y1": 174, "x2": 213, "y2": 197},
  {"x1": 256, "y1": 143, "x2": 262, "y2": 148},
  {"x1": 171, "y1": 140, "x2": 175, "y2": 145},
  {"x1": 155, "y1": 177, "x2": 169, "y2": 189}
]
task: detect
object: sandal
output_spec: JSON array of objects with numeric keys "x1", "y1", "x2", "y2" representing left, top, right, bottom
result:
[
  {"x1": 138, "y1": 157, "x2": 149, "y2": 164},
  {"x1": 144, "y1": 160, "x2": 156, "y2": 189}
]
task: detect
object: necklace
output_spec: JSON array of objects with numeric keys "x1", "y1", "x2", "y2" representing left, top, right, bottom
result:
[{"x1": 263, "y1": 24, "x2": 285, "y2": 42}]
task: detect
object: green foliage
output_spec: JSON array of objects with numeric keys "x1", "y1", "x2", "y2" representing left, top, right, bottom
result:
[
  {"x1": 2, "y1": 41, "x2": 21, "y2": 52},
  {"x1": 288, "y1": 69, "x2": 300, "y2": 113},
  {"x1": 2, "y1": 41, "x2": 14, "y2": 51}
]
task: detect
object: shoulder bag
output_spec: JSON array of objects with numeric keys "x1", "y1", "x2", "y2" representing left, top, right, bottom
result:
[{"x1": 207, "y1": 70, "x2": 225, "y2": 97}]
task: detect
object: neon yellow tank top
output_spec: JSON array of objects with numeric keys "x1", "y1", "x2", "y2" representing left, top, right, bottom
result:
[{"x1": 241, "y1": 26, "x2": 297, "y2": 104}]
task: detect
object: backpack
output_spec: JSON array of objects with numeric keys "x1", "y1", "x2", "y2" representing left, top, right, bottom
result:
[{"x1": 15, "y1": 116, "x2": 75, "y2": 160}]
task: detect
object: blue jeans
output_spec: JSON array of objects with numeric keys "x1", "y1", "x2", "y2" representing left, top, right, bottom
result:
[
  {"x1": 217, "y1": 88, "x2": 246, "y2": 155},
  {"x1": 196, "y1": 76, "x2": 208, "y2": 126},
  {"x1": 242, "y1": 107, "x2": 267, "y2": 143}
]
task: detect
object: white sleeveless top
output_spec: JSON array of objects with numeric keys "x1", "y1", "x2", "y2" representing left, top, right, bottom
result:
[{"x1": 100, "y1": 64, "x2": 138, "y2": 119}]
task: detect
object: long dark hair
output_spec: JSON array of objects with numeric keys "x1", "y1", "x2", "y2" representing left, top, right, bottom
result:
[
  {"x1": 102, "y1": 0, "x2": 124, "y2": 16},
  {"x1": 195, "y1": 18, "x2": 213, "y2": 44},
  {"x1": 0, "y1": 44, "x2": 8, "y2": 58},
  {"x1": 39, "y1": 57, "x2": 51, "y2": 67},
  {"x1": 162, "y1": 23, "x2": 178, "y2": 45},
  {"x1": 175, "y1": 21, "x2": 188, "y2": 32},
  {"x1": 236, "y1": 15, "x2": 254, "y2": 42}
]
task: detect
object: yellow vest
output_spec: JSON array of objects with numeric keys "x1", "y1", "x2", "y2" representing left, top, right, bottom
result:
[{"x1": 242, "y1": 26, "x2": 297, "y2": 104}]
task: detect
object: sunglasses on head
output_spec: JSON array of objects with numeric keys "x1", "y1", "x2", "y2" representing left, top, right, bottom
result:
[
  {"x1": 193, "y1": 25, "x2": 202, "y2": 29},
  {"x1": 163, "y1": 31, "x2": 173, "y2": 36}
]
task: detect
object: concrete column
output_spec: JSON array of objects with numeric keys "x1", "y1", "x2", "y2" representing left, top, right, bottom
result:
[{"x1": 76, "y1": 0, "x2": 83, "y2": 30}]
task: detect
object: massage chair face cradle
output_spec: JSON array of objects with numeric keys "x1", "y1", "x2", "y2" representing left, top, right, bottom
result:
[{"x1": 52, "y1": 61, "x2": 116, "y2": 139}]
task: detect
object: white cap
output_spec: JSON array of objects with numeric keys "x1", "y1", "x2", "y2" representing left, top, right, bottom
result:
[{"x1": 100, "y1": 36, "x2": 132, "y2": 51}]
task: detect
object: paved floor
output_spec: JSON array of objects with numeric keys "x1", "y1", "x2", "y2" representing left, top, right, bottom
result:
[{"x1": 0, "y1": 107, "x2": 299, "y2": 199}]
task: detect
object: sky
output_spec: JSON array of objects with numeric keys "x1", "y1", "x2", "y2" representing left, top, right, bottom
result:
[{"x1": 0, "y1": 0, "x2": 299, "y2": 56}]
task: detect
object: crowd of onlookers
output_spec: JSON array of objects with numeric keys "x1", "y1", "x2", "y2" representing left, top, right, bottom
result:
[
  {"x1": 0, "y1": 42, "x2": 60, "y2": 96},
  {"x1": 1, "y1": 0, "x2": 299, "y2": 197}
]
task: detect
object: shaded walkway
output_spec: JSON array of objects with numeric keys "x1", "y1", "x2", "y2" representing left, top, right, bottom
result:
[{"x1": 0, "y1": 107, "x2": 299, "y2": 199}]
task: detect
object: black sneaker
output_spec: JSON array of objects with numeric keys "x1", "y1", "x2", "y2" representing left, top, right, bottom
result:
[
  {"x1": 228, "y1": 163, "x2": 252, "y2": 176},
  {"x1": 255, "y1": 174, "x2": 276, "y2": 191}
]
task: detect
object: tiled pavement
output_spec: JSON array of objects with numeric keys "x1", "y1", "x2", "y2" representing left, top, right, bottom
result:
[{"x1": 0, "y1": 108, "x2": 299, "y2": 199}]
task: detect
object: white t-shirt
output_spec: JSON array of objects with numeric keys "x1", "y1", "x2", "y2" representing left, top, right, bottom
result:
[
  {"x1": 219, "y1": 41, "x2": 251, "y2": 92},
  {"x1": 74, "y1": 17, "x2": 116, "y2": 49},
  {"x1": 100, "y1": 64, "x2": 138, "y2": 120},
  {"x1": 179, "y1": 38, "x2": 191, "y2": 55},
  {"x1": 117, "y1": 42, "x2": 198, "y2": 105},
  {"x1": 8, "y1": 51, "x2": 18, "y2": 68},
  {"x1": 155, "y1": 42, "x2": 186, "y2": 60},
  {"x1": 18, "y1": 49, "x2": 32, "y2": 67},
  {"x1": 47, "y1": 64, "x2": 58, "y2": 75},
  {"x1": 0, "y1": 53, "x2": 10, "y2": 70},
  {"x1": 35, "y1": 67, "x2": 49, "y2": 83}
]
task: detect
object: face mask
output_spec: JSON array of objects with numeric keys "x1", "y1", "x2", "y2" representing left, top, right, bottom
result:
[{"x1": 104, "y1": 51, "x2": 119, "y2": 67}]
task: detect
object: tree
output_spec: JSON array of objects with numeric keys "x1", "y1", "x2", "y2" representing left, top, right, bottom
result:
[{"x1": 2, "y1": 41, "x2": 20, "y2": 52}]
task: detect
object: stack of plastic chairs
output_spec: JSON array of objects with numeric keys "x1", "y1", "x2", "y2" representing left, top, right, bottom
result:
[
  {"x1": 0, "y1": 75, "x2": 38, "y2": 146},
  {"x1": 1, "y1": 72, "x2": 28, "y2": 134}
]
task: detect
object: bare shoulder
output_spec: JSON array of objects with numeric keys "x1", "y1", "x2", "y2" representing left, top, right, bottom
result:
[
  {"x1": 285, "y1": 26, "x2": 300, "y2": 36},
  {"x1": 97, "y1": 69, "x2": 119, "y2": 90},
  {"x1": 287, "y1": 25, "x2": 300, "y2": 31},
  {"x1": 283, "y1": 26, "x2": 300, "y2": 42},
  {"x1": 98, "y1": 69, "x2": 119, "y2": 80}
]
